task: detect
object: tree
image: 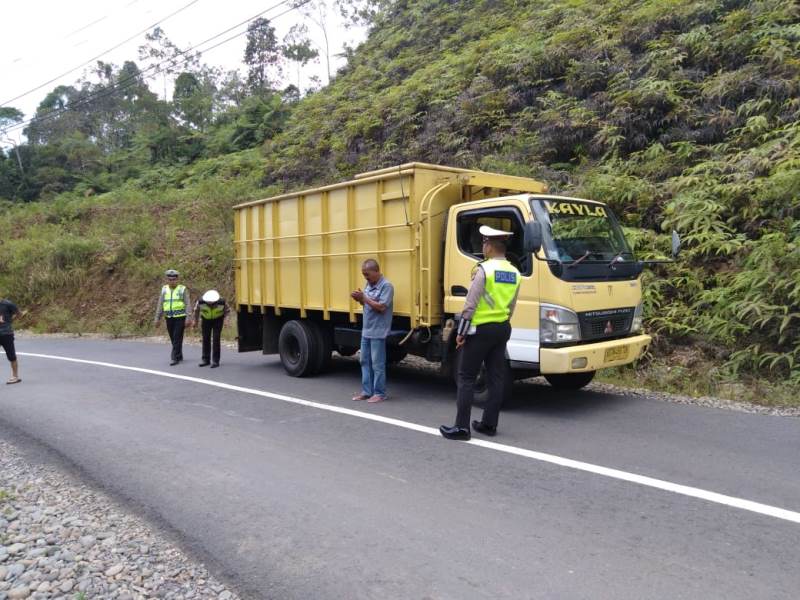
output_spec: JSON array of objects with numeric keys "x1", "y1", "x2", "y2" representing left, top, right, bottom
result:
[
  {"x1": 0, "y1": 107, "x2": 25, "y2": 172},
  {"x1": 138, "y1": 27, "x2": 201, "y2": 99},
  {"x1": 225, "y1": 94, "x2": 291, "y2": 150},
  {"x1": 25, "y1": 85, "x2": 84, "y2": 146},
  {"x1": 173, "y1": 72, "x2": 214, "y2": 130},
  {"x1": 0, "y1": 107, "x2": 24, "y2": 132},
  {"x1": 333, "y1": 0, "x2": 392, "y2": 28},
  {"x1": 293, "y1": 1, "x2": 333, "y2": 84},
  {"x1": 282, "y1": 24, "x2": 319, "y2": 92},
  {"x1": 244, "y1": 17, "x2": 282, "y2": 94},
  {"x1": 216, "y1": 70, "x2": 248, "y2": 109}
]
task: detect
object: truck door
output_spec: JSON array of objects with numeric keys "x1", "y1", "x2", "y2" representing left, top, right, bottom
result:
[{"x1": 444, "y1": 203, "x2": 541, "y2": 367}]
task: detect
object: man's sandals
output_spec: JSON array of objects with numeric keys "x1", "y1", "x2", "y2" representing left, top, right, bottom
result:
[{"x1": 6, "y1": 377, "x2": 21, "y2": 385}]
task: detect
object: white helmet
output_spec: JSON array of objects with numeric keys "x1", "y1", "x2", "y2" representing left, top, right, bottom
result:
[{"x1": 202, "y1": 289, "x2": 220, "y2": 303}]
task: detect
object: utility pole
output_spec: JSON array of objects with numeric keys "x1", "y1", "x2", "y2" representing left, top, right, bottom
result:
[{"x1": 1, "y1": 135, "x2": 24, "y2": 173}]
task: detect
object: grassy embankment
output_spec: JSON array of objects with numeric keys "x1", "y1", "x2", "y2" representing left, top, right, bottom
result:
[
  {"x1": 1, "y1": 0, "x2": 798, "y2": 406},
  {"x1": 0, "y1": 150, "x2": 266, "y2": 339}
]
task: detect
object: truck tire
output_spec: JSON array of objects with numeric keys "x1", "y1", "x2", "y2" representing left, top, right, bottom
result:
[
  {"x1": 544, "y1": 371, "x2": 596, "y2": 390},
  {"x1": 453, "y1": 352, "x2": 514, "y2": 407},
  {"x1": 278, "y1": 320, "x2": 317, "y2": 377},
  {"x1": 307, "y1": 320, "x2": 333, "y2": 374}
]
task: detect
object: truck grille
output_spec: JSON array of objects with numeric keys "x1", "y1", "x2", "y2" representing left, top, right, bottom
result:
[{"x1": 578, "y1": 307, "x2": 634, "y2": 341}]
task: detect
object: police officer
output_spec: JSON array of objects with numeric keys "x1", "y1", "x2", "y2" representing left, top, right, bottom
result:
[
  {"x1": 154, "y1": 269, "x2": 192, "y2": 366},
  {"x1": 440, "y1": 226, "x2": 521, "y2": 441},
  {"x1": 193, "y1": 289, "x2": 229, "y2": 368}
]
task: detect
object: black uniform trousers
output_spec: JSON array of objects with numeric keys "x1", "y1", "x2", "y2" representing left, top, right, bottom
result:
[
  {"x1": 201, "y1": 317, "x2": 224, "y2": 365},
  {"x1": 455, "y1": 320, "x2": 512, "y2": 429},
  {"x1": 165, "y1": 317, "x2": 186, "y2": 362}
]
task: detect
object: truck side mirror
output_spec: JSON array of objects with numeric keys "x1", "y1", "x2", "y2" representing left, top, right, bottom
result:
[
  {"x1": 671, "y1": 230, "x2": 681, "y2": 259},
  {"x1": 523, "y1": 221, "x2": 542, "y2": 254}
]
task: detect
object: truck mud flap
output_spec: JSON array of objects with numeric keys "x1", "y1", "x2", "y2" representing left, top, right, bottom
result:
[{"x1": 237, "y1": 309, "x2": 263, "y2": 352}]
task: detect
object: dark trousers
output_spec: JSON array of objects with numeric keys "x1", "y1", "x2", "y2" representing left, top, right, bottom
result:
[
  {"x1": 201, "y1": 317, "x2": 224, "y2": 364},
  {"x1": 165, "y1": 317, "x2": 186, "y2": 361},
  {"x1": 0, "y1": 334, "x2": 16, "y2": 362},
  {"x1": 455, "y1": 321, "x2": 512, "y2": 429}
]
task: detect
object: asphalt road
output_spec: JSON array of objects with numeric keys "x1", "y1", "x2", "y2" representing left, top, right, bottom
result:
[{"x1": 1, "y1": 336, "x2": 799, "y2": 599}]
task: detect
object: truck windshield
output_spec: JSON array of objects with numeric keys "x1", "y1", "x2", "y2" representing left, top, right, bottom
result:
[{"x1": 530, "y1": 199, "x2": 632, "y2": 263}]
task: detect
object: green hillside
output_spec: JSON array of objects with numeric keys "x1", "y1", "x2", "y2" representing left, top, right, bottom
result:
[{"x1": 1, "y1": 0, "x2": 798, "y2": 402}]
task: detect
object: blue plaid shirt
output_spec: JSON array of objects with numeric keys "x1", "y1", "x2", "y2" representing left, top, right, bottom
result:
[{"x1": 362, "y1": 277, "x2": 394, "y2": 339}]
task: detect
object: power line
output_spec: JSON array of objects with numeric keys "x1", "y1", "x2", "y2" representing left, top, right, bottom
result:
[
  {"x1": 1, "y1": 0, "x2": 203, "y2": 108},
  {"x1": 65, "y1": 2, "x2": 146, "y2": 39},
  {"x1": 5, "y1": 0, "x2": 309, "y2": 136},
  {"x1": 4, "y1": 1, "x2": 291, "y2": 135},
  {"x1": 1, "y1": 1, "x2": 149, "y2": 71}
]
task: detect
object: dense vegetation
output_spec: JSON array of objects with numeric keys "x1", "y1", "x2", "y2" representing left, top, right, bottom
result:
[{"x1": 1, "y1": 0, "x2": 798, "y2": 400}]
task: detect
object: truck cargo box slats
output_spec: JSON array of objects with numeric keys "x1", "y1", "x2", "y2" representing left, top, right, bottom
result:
[{"x1": 234, "y1": 164, "x2": 547, "y2": 327}]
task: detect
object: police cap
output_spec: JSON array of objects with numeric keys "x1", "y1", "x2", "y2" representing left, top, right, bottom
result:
[{"x1": 479, "y1": 225, "x2": 513, "y2": 239}]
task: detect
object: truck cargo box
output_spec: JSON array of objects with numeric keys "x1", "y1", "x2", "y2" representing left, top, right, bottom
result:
[{"x1": 234, "y1": 163, "x2": 547, "y2": 328}]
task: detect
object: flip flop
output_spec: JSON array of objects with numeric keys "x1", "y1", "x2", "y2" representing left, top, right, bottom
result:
[{"x1": 6, "y1": 378, "x2": 21, "y2": 385}]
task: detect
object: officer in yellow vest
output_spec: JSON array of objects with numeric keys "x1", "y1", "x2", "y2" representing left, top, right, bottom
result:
[
  {"x1": 154, "y1": 269, "x2": 193, "y2": 366},
  {"x1": 192, "y1": 289, "x2": 230, "y2": 368},
  {"x1": 440, "y1": 226, "x2": 521, "y2": 440}
]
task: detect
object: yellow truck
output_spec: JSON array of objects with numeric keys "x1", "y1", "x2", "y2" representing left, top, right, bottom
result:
[{"x1": 234, "y1": 163, "x2": 676, "y2": 398}]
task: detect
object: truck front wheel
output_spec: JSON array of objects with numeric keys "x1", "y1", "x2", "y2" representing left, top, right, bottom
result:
[
  {"x1": 544, "y1": 371, "x2": 596, "y2": 390},
  {"x1": 453, "y1": 353, "x2": 514, "y2": 406},
  {"x1": 278, "y1": 320, "x2": 317, "y2": 377}
]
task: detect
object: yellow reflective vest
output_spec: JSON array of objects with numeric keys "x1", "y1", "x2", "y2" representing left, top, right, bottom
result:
[
  {"x1": 200, "y1": 301, "x2": 225, "y2": 320},
  {"x1": 162, "y1": 285, "x2": 187, "y2": 318},
  {"x1": 471, "y1": 259, "x2": 521, "y2": 326}
]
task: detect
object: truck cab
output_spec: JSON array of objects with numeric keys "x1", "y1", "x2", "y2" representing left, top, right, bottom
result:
[{"x1": 444, "y1": 194, "x2": 652, "y2": 390}]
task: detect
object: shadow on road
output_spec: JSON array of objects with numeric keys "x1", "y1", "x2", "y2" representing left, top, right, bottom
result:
[{"x1": 248, "y1": 354, "x2": 632, "y2": 418}]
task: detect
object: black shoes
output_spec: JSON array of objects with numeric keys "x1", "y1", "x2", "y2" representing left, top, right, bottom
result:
[
  {"x1": 439, "y1": 422, "x2": 497, "y2": 440},
  {"x1": 210, "y1": 363, "x2": 219, "y2": 369},
  {"x1": 439, "y1": 425, "x2": 471, "y2": 441},
  {"x1": 169, "y1": 360, "x2": 179, "y2": 366},
  {"x1": 472, "y1": 420, "x2": 497, "y2": 436},
  {"x1": 198, "y1": 361, "x2": 210, "y2": 367}
]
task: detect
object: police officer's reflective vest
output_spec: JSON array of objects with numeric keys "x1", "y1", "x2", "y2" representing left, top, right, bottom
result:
[
  {"x1": 162, "y1": 285, "x2": 187, "y2": 318},
  {"x1": 200, "y1": 301, "x2": 225, "y2": 320},
  {"x1": 471, "y1": 258, "x2": 521, "y2": 326}
]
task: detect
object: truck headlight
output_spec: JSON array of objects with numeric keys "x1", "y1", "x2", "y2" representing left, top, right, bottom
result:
[
  {"x1": 631, "y1": 301, "x2": 644, "y2": 333},
  {"x1": 540, "y1": 304, "x2": 581, "y2": 343}
]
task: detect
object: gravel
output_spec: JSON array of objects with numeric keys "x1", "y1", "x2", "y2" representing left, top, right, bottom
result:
[
  {"x1": 584, "y1": 380, "x2": 800, "y2": 417},
  {"x1": 397, "y1": 354, "x2": 800, "y2": 417},
  {"x1": 0, "y1": 441, "x2": 240, "y2": 600}
]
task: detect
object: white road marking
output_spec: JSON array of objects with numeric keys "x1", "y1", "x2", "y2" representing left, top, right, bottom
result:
[
  {"x1": 17, "y1": 351, "x2": 800, "y2": 525},
  {"x1": 378, "y1": 472, "x2": 409, "y2": 484}
]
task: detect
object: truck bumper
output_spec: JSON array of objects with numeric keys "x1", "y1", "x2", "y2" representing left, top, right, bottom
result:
[{"x1": 539, "y1": 334, "x2": 651, "y2": 374}]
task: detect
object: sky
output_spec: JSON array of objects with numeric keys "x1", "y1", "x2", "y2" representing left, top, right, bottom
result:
[{"x1": 0, "y1": 0, "x2": 367, "y2": 144}]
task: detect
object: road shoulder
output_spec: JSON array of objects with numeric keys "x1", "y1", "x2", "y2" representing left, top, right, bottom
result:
[{"x1": 0, "y1": 437, "x2": 241, "y2": 600}]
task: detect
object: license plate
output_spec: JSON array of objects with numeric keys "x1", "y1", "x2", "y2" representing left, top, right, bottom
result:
[{"x1": 604, "y1": 345, "x2": 629, "y2": 362}]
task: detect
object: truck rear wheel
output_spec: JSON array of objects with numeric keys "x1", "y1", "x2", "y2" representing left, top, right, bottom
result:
[
  {"x1": 544, "y1": 371, "x2": 596, "y2": 390},
  {"x1": 278, "y1": 320, "x2": 317, "y2": 377},
  {"x1": 307, "y1": 320, "x2": 333, "y2": 374}
]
